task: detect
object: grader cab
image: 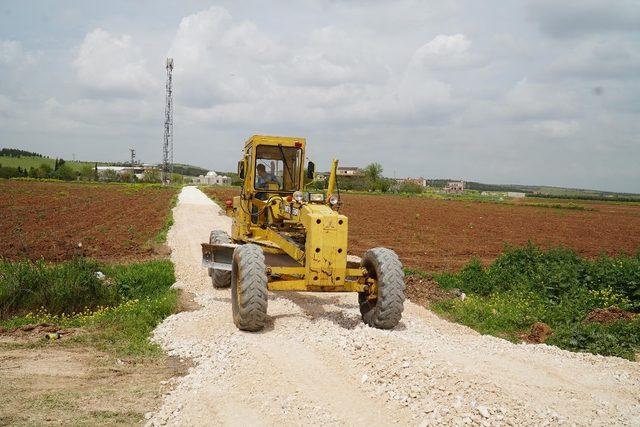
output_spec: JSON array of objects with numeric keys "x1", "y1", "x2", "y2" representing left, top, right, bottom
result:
[{"x1": 202, "y1": 135, "x2": 405, "y2": 331}]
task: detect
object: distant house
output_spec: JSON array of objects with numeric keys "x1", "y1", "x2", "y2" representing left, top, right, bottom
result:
[
  {"x1": 507, "y1": 192, "x2": 526, "y2": 199},
  {"x1": 401, "y1": 177, "x2": 427, "y2": 187},
  {"x1": 336, "y1": 167, "x2": 362, "y2": 176},
  {"x1": 198, "y1": 171, "x2": 231, "y2": 185},
  {"x1": 444, "y1": 181, "x2": 464, "y2": 194}
]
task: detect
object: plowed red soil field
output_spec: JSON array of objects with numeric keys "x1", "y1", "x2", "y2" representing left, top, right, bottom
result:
[
  {"x1": 202, "y1": 187, "x2": 640, "y2": 272},
  {"x1": 0, "y1": 180, "x2": 177, "y2": 262}
]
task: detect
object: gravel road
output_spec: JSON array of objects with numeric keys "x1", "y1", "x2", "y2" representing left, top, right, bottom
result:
[{"x1": 148, "y1": 186, "x2": 640, "y2": 426}]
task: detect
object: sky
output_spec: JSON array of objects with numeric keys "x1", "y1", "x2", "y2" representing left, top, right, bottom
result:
[{"x1": 0, "y1": 1, "x2": 639, "y2": 192}]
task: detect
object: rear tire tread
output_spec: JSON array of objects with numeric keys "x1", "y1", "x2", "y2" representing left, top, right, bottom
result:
[
  {"x1": 358, "y1": 247, "x2": 405, "y2": 329},
  {"x1": 209, "y1": 230, "x2": 232, "y2": 288},
  {"x1": 231, "y1": 244, "x2": 268, "y2": 332}
]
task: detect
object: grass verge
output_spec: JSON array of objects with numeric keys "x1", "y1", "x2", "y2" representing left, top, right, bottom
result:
[
  {"x1": 0, "y1": 258, "x2": 177, "y2": 357},
  {"x1": 152, "y1": 192, "x2": 178, "y2": 245},
  {"x1": 421, "y1": 243, "x2": 640, "y2": 360}
]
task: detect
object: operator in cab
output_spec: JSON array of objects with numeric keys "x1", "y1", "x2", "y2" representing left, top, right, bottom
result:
[{"x1": 256, "y1": 163, "x2": 278, "y2": 190}]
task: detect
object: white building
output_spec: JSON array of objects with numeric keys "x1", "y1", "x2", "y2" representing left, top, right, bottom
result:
[
  {"x1": 507, "y1": 192, "x2": 526, "y2": 199},
  {"x1": 198, "y1": 171, "x2": 231, "y2": 185},
  {"x1": 444, "y1": 181, "x2": 464, "y2": 194},
  {"x1": 97, "y1": 165, "x2": 148, "y2": 180},
  {"x1": 337, "y1": 167, "x2": 362, "y2": 176}
]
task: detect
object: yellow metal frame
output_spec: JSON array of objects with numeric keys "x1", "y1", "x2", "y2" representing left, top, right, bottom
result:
[{"x1": 226, "y1": 135, "x2": 368, "y2": 293}]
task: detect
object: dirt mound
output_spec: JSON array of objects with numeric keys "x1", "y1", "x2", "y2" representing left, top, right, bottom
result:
[
  {"x1": 404, "y1": 274, "x2": 454, "y2": 307},
  {"x1": 584, "y1": 307, "x2": 636, "y2": 324},
  {"x1": 522, "y1": 322, "x2": 553, "y2": 344}
]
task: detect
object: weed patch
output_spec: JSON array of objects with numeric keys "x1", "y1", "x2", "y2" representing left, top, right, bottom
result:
[
  {"x1": 0, "y1": 258, "x2": 177, "y2": 357},
  {"x1": 431, "y1": 244, "x2": 640, "y2": 359}
]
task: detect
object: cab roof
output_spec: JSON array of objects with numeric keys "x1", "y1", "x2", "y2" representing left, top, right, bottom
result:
[{"x1": 244, "y1": 135, "x2": 306, "y2": 148}]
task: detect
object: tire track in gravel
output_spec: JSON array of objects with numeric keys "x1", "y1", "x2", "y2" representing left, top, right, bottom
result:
[{"x1": 148, "y1": 186, "x2": 640, "y2": 426}]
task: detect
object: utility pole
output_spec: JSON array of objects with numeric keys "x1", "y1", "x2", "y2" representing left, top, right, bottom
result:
[
  {"x1": 129, "y1": 148, "x2": 136, "y2": 183},
  {"x1": 161, "y1": 58, "x2": 174, "y2": 184}
]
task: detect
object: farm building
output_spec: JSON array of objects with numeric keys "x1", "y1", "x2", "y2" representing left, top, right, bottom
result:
[
  {"x1": 337, "y1": 166, "x2": 362, "y2": 176},
  {"x1": 197, "y1": 171, "x2": 231, "y2": 185},
  {"x1": 507, "y1": 192, "x2": 526, "y2": 198},
  {"x1": 444, "y1": 181, "x2": 465, "y2": 194},
  {"x1": 401, "y1": 177, "x2": 427, "y2": 187},
  {"x1": 97, "y1": 165, "x2": 152, "y2": 180}
]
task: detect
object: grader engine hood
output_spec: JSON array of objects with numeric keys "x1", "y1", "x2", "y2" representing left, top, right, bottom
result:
[{"x1": 300, "y1": 204, "x2": 348, "y2": 289}]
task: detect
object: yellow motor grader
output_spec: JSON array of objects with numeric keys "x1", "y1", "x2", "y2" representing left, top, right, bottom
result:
[{"x1": 202, "y1": 135, "x2": 405, "y2": 331}]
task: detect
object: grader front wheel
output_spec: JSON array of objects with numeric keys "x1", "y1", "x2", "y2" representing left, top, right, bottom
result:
[
  {"x1": 209, "y1": 230, "x2": 232, "y2": 289},
  {"x1": 358, "y1": 248, "x2": 405, "y2": 329},
  {"x1": 231, "y1": 244, "x2": 268, "y2": 332}
]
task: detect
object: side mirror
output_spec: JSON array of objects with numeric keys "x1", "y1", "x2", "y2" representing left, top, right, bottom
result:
[
  {"x1": 306, "y1": 161, "x2": 315, "y2": 179},
  {"x1": 238, "y1": 161, "x2": 245, "y2": 179}
]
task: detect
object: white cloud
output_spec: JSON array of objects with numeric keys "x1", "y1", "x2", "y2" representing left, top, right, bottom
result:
[
  {"x1": 498, "y1": 78, "x2": 577, "y2": 121},
  {"x1": 73, "y1": 28, "x2": 156, "y2": 96},
  {"x1": 531, "y1": 119, "x2": 580, "y2": 137},
  {"x1": 0, "y1": 40, "x2": 40, "y2": 66},
  {"x1": 167, "y1": 7, "x2": 456, "y2": 127},
  {"x1": 527, "y1": 0, "x2": 640, "y2": 38},
  {"x1": 548, "y1": 36, "x2": 640, "y2": 80},
  {"x1": 411, "y1": 34, "x2": 478, "y2": 69}
]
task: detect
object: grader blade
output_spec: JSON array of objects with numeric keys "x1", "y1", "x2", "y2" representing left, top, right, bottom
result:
[{"x1": 201, "y1": 242, "x2": 237, "y2": 271}]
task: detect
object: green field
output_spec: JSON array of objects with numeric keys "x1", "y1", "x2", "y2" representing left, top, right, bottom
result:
[{"x1": 0, "y1": 155, "x2": 93, "y2": 172}]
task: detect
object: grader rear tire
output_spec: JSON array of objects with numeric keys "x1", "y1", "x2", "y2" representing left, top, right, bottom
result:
[
  {"x1": 209, "y1": 230, "x2": 231, "y2": 289},
  {"x1": 231, "y1": 244, "x2": 268, "y2": 332},
  {"x1": 358, "y1": 247, "x2": 405, "y2": 329}
]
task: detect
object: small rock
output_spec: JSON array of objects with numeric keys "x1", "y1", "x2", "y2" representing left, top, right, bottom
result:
[
  {"x1": 95, "y1": 271, "x2": 106, "y2": 280},
  {"x1": 477, "y1": 405, "x2": 490, "y2": 418},
  {"x1": 144, "y1": 412, "x2": 153, "y2": 420},
  {"x1": 361, "y1": 374, "x2": 369, "y2": 383}
]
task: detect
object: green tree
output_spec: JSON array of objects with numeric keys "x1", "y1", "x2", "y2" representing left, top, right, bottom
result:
[
  {"x1": 79, "y1": 165, "x2": 95, "y2": 181},
  {"x1": 399, "y1": 181, "x2": 424, "y2": 194},
  {"x1": 142, "y1": 169, "x2": 161, "y2": 183},
  {"x1": 100, "y1": 169, "x2": 119, "y2": 182},
  {"x1": 31, "y1": 163, "x2": 52, "y2": 178},
  {"x1": 363, "y1": 162, "x2": 390, "y2": 192},
  {"x1": 170, "y1": 172, "x2": 184, "y2": 184},
  {"x1": 52, "y1": 163, "x2": 76, "y2": 180}
]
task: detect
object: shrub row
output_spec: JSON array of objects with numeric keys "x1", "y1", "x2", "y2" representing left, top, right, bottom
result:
[
  {"x1": 0, "y1": 258, "x2": 175, "y2": 319},
  {"x1": 433, "y1": 244, "x2": 640, "y2": 359}
]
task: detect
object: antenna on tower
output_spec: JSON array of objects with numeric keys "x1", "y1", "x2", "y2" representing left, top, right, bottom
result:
[{"x1": 162, "y1": 57, "x2": 174, "y2": 184}]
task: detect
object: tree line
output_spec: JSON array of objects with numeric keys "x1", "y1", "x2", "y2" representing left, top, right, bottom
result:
[
  {"x1": 0, "y1": 159, "x2": 178, "y2": 183},
  {"x1": 0, "y1": 148, "x2": 45, "y2": 158}
]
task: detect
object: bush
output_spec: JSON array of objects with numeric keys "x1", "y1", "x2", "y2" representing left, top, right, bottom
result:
[
  {"x1": 52, "y1": 163, "x2": 76, "y2": 181},
  {"x1": 0, "y1": 258, "x2": 115, "y2": 319},
  {"x1": 432, "y1": 244, "x2": 640, "y2": 359},
  {"x1": 439, "y1": 243, "x2": 640, "y2": 307},
  {"x1": 0, "y1": 258, "x2": 175, "y2": 319},
  {"x1": 398, "y1": 182, "x2": 424, "y2": 194},
  {"x1": 548, "y1": 320, "x2": 640, "y2": 360}
]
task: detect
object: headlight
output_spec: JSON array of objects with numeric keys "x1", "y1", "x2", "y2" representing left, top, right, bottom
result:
[
  {"x1": 293, "y1": 191, "x2": 304, "y2": 203},
  {"x1": 309, "y1": 193, "x2": 324, "y2": 202},
  {"x1": 328, "y1": 194, "x2": 339, "y2": 205}
]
